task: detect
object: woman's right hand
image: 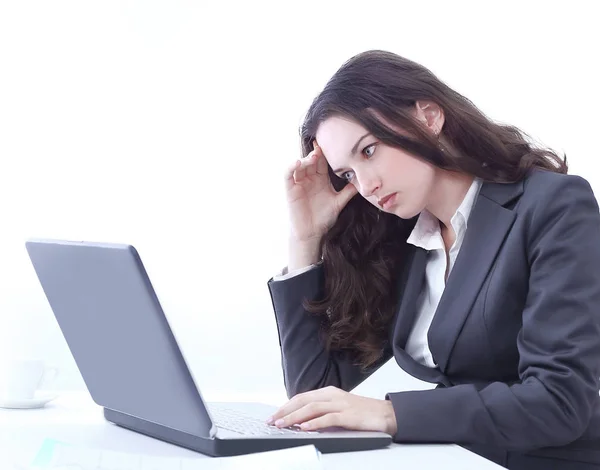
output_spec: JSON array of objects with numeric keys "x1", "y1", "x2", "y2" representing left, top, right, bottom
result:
[{"x1": 285, "y1": 141, "x2": 358, "y2": 243}]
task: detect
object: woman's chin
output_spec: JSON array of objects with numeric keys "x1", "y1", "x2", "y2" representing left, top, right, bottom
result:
[{"x1": 390, "y1": 204, "x2": 420, "y2": 220}]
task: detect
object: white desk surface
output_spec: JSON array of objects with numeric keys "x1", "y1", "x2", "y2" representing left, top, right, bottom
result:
[{"x1": 0, "y1": 391, "x2": 502, "y2": 469}]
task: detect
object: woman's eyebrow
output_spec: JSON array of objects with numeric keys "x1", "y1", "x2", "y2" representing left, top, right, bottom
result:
[{"x1": 331, "y1": 132, "x2": 372, "y2": 173}]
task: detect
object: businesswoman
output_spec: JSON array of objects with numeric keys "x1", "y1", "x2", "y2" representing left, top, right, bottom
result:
[{"x1": 266, "y1": 50, "x2": 600, "y2": 469}]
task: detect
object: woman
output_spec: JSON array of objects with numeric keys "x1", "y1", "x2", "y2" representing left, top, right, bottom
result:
[{"x1": 266, "y1": 50, "x2": 600, "y2": 469}]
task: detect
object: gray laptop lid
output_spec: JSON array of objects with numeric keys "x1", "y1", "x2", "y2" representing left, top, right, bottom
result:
[{"x1": 25, "y1": 239, "x2": 214, "y2": 438}]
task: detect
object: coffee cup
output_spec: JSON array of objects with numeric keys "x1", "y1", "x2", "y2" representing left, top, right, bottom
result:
[{"x1": 0, "y1": 359, "x2": 59, "y2": 400}]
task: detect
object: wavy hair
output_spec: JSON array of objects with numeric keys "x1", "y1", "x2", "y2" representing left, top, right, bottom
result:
[{"x1": 300, "y1": 50, "x2": 567, "y2": 369}]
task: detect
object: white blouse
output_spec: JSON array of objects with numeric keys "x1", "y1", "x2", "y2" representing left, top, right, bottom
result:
[
  {"x1": 404, "y1": 178, "x2": 482, "y2": 367},
  {"x1": 273, "y1": 177, "x2": 483, "y2": 368}
]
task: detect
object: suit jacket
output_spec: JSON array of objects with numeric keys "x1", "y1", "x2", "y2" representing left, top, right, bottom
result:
[{"x1": 267, "y1": 169, "x2": 600, "y2": 467}]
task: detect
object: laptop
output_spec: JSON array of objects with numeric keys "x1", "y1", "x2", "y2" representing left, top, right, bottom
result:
[{"x1": 25, "y1": 239, "x2": 392, "y2": 457}]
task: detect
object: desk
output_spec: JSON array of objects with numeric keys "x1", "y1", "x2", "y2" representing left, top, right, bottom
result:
[{"x1": 0, "y1": 392, "x2": 502, "y2": 469}]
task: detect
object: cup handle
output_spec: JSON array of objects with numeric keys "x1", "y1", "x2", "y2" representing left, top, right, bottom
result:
[{"x1": 40, "y1": 366, "x2": 60, "y2": 388}]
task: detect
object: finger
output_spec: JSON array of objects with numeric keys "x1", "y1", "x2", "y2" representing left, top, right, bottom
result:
[
  {"x1": 299, "y1": 412, "x2": 343, "y2": 431},
  {"x1": 295, "y1": 149, "x2": 321, "y2": 182},
  {"x1": 313, "y1": 141, "x2": 329, "y2": 176},
  {"x1": 336, "y1": 182, "x2": 359, "y2": 208},
  {"x1": 275, "y1": 401, "x2": 338, "y2": 428},
  {"x1": 268, "y1": 386, "x2": 338, "y2": 423},
  {"x1": 268, "y1": 394, "x2": 315, "y2": 424},
  {"x1": 304, "y1": 151, "x2": 319, "y2": 178},
  {"x1": 294, "y1": 152, "x2": 313, "y2": 182},
  {"x1": 285, "y1": 160, "x2": 301, "y2": 191}
]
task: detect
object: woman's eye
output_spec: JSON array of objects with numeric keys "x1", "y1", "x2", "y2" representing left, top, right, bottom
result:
[
  {"x1": 363, "y1": 143, "x2": 376, "y2": 158},
  {"x1": 340, "y1": 171, "x2": 355, "y2": 182}
]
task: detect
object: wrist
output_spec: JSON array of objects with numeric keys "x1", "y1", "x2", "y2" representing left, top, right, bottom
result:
[
  {"x1": 382, "y1": 399, "x2": 397, "y2": 436},
  {"x1": 288, "y1": 236, "x2": 322, "y2": 271},
  {"x1": 289, "y1": 234, "x2": 323, "y2": 246}
]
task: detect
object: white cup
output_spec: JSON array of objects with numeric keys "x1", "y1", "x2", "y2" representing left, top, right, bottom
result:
[{"x1": 0, "y1": 359, "x2": 59, "y2": 400}]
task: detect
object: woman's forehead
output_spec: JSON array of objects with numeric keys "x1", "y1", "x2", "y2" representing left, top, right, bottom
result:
[
  {"x1": 315, "y1": 117, "x2": 368, "y2": 154},
  {"x1": 314, "y1": 117, "x2": 371, "y2": 170},
  {"x1": 316, "y1": 116, "x2": 366, "y2": 141}
]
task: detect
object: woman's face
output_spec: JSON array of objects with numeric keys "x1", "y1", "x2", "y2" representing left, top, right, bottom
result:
[{"x1": 315, "y1": 116, "x2": 437, "y2": 219}]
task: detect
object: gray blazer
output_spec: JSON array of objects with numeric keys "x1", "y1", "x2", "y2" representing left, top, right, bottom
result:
[{"x1": 268, "y1": 169, "x2": 600, "y2": 468}]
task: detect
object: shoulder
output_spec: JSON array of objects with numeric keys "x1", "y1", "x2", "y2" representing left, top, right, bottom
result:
[
  {"x1": 522, "y1": 168, "x2": 596, "y2": 203},
  {"x1": 514, "y1": 169, "x2": 598, "y2": 221},
  {"x1": 519, "y1": 169, "x2": 600, "y2": 246}
]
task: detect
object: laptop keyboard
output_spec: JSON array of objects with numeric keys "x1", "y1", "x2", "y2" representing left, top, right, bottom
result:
[{"x1": 209, "y1": 405, "x2": 319, "y2": 436}]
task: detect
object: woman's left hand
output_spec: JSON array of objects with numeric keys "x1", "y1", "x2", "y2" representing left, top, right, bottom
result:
[{"x1": 266, "y1": 386, "x2": 398, "y2": 435}]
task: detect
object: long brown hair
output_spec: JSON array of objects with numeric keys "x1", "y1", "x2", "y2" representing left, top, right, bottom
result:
[{"x1": 300, "y1": 50, "x2": 567, "y2": 369}]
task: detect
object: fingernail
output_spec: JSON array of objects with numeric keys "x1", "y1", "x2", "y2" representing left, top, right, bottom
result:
[
  {"x1": 265, "y1": 416, "x2": 273, "y2": 425},
  {"x1": 301, "y1": 422, "x2": 311, "y2": 430},
  {"x1": 275, "y1": 419, "x2": 284, "y2": 427}
]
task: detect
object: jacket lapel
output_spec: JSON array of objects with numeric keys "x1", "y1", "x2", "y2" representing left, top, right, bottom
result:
[
  {"x1": 427, "y1": 179, "x2": 524, "y2": 373},
  {"x1": 390, "y1": 244, "x2": 453, "y2": 384},
  {"x1": 391, "y1": 244, "x2": 427, "y2": 349}
]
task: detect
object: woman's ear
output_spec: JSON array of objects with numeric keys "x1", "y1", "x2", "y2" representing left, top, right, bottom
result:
[{"x1": 415, "y1": 100, "x2": 445, "y2": 135}]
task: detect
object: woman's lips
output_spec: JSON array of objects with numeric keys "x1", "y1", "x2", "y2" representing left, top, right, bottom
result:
[{"x1": 378, "y1": 192, "x2": 397, "y2": 210}]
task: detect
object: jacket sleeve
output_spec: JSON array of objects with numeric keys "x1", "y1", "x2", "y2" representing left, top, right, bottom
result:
[
  {"x1": 268, "y1": 265, "x2": 392, "y2": 398},
  {"x1": 386, "y1": 175, "x2": 600, "y2": 451},
  {"x1": 271, "y1": 264, "x2": 320, "y2": 282}
]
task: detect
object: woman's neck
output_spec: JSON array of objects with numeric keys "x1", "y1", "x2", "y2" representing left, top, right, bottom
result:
[{"x1": 425, "y1": 169, "x2": 474, "y2": 229}]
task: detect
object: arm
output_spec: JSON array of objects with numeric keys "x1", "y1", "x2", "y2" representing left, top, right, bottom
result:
[
  {"x1": 387, "y1": 175, "x2": 600, "y2": 450},
  {"x1": 268, "y1": 265, "x2": 392, "y2": 398}
]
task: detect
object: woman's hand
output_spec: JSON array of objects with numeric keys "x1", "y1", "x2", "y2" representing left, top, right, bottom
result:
[
  {"x1": 266, "y1": 386, "x2": 398, "y2": 435},
  {"x1": 286, "y1": 141, "x2": 358, "y2": 243}
]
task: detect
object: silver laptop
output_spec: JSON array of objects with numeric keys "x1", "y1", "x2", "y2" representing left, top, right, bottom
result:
[{"x1": 25, "y1": 239, "x2": 392, "y2": 457}]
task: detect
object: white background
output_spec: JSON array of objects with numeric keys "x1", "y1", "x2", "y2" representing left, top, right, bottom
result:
[{"x1": 0, "y1": 0, "x2": 598, "y2": 403}]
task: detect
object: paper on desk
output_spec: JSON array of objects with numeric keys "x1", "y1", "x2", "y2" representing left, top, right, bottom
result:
[{"x1": 29, "y1": 439, "x2": 323, "y2": 470}]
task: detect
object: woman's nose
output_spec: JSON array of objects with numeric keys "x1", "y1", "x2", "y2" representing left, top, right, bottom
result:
[{"x1": 357, "y1": 172, "x2": 381, "y2": 198}]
